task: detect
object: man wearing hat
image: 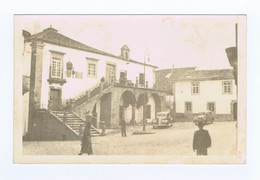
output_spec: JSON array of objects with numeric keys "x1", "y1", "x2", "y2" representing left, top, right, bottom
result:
[{"x1": 193, "y1": 121, "x2": 211, "y2": 156}]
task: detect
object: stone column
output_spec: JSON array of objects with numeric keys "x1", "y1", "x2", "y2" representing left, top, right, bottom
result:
[
  {"x1": 28, "y1": 40, "x2": 45, "y2": 132},
  {"x1": 131, "y1": 103, "x2": 136, "y2": 121},
  {"x1": 110, "y1": 91, "x2": 121, "y2": 126}
]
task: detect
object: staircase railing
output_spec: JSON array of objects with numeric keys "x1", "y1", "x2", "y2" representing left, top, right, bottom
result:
[
  {"x1": 67, "y1": 111, "x2": 102, "y2": 135},
  {"x1": 64, "y1": 80, "x2": 113, "y2": 110}
]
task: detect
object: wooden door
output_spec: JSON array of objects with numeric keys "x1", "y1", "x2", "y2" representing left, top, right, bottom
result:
[
  {"x1": 49, "y1": 89, "x2": 61, "y2": 110},
  {"x1": 233, "y1": 103, "x2": 237, "y2": 121}
]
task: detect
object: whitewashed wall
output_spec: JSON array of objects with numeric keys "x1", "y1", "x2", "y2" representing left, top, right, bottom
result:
[
  {"x1": 22, "y1": 42, "x2": 31, "y2": 135},
  {"x1": 22, "y1": 42, "x2": 32, "y2": 76},
  {"x1": 175, "y1": 80, "x2": 237, "y2": 114},
  {"x1": 22, "y1": 92, "x2": 29, "y2": 135},
  {"x1": 147, "y1": 95, "x2": 156, "y2": 122},
  {"x1": 39, "y1": 43, "x2": 156, "y2": 109}
]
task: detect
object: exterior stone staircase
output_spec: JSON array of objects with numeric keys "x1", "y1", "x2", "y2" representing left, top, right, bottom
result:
[
  {"x1": 51, "y1": 110, "x2": 101, "y2": 137},
  {"x1": 65, "y1": 81, "x2": 114, "y2": 123},
  {"x1": 69, "y1": 81, "x2": 112, "y2": 109}
]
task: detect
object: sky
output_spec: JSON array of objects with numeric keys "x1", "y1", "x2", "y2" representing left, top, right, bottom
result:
[{"x1": 15, "y1": 15, "x2": 241, "y2": 70}]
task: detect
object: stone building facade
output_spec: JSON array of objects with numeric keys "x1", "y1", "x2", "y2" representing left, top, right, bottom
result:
[
  {"x1": 21, "y1": 26, "x2": 166, "y2": 139},
  {"x1": 155, "y1": 67, "x2": 237, "y2": 121}
]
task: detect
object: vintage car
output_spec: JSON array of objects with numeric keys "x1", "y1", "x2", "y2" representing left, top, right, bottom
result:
[
  {"x1": 193, "y1": 111, "x2": 214, "y2": 125},
  {"x1": 152, "y1": 112, "x2": 173, "y2": 128}
]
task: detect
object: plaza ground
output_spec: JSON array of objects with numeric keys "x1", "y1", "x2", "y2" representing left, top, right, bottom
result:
[{"x1": 23, "y1": 122, "x2": 237, "y2": 156}]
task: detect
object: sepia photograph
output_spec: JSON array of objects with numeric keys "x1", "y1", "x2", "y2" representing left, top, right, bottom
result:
[{"x1": 13, "y1": 15, "x2": 246, "y2": 164}]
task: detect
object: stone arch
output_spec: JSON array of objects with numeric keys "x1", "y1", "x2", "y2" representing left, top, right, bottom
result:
[
  {"x1": 119, "y1": 90, "x2": 136, "y2": 124},
  {"x1": 135, "y1": 93, "x2": 149, "y2": 123},
  {"x1": 136, "y1": 94, "x2": 148, "y2": 108}
]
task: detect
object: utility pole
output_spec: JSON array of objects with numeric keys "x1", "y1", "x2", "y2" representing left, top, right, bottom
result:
[
  {"x1": 143, "y1": 56, "x2": 146, "y2": 131},
  {"x1": 142, "y1": 50, "x2": 150, "y2": 131}
]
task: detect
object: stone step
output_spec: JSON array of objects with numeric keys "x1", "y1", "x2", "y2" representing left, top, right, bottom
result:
[
  {"x1": 51, "y1": 110, "x2": 101, "y2": 137},
  {"x1": 56, "y1": 115, "x2": 80, "y2": 118},
  {"x1": 66, "y1": 120, "x2": 83, "y2": 122},
  {"x1": 66, "y1": 119, "x2": 84, "y2": 121},
  {"x1": 66, "y1": 122, "x2": 84, "y2": 125}
]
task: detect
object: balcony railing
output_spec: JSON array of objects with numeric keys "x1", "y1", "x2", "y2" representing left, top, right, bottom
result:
[{"x1": 64, "y1": 77, "x2": 160, "y2": 110}]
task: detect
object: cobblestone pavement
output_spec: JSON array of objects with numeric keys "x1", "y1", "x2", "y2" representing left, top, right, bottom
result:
[{"x1": 23, "y1": 122, "x2": 237, "y2": 156}]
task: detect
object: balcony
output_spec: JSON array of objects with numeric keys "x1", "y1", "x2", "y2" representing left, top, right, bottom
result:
[{"x1": 47, "y1": 78, "x2": 67, "y2": 85}]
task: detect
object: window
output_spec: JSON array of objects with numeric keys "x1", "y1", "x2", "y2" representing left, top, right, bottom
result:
[
  {"x1": 51, "y1": 56, "x2": 62, "y2": 78},
  {"x1": 120, "y1": 71, "x2": 127, "y2": 80},
  {"x1": 88, "y1": 63, "x2": 96, "y2": 76},
  {"x1": 223, "y1": 81, "x2": 232, "y2": 94},
  {"x1": 185, "y1": 102, "x2": 192, "y2": 112},
  {"x1": 87, "y1": 59, "x2": 98, "y2": 78},
  {"x1": 192, "y1": 82, "x2": 199, "y2": 95},
  {"x1": 119, "y1": 71, "x2": 127, "y2": 84},
  {"x1": 207, "y1": 102, "x2": 215, "y2": 112},
  {"x1": 139, "y1": 73, "x2": 145, "y2": 85},
  {"x1": 106, "y1": 63, "x2": 116, "y2": 83}
]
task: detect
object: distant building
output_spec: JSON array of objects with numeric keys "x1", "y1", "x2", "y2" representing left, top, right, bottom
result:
[
  {"x1": 21, "y1": 26, "x2": 166, "y2": 140},
  {"x1": 155, "y1": 67, "x2": 237, "y2": 121}
]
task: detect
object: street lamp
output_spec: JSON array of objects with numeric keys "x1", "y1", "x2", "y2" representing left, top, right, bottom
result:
[
  {"x1": 225, "y1": 23, "x2": 238, "y2": 86},
  {"x1": 143, "y1": 49, "x2": 151, "y2": 131}
]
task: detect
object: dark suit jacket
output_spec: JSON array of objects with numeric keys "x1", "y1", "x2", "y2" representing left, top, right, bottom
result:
[
  {"x1": 82, "y1": 122, "x2": 91, "y2": 145},
  {"x1": 120, "y1": 120, "x2": 126, "y2": 129},
  {"x1": 193, "y1": 129, "x2": 211, "y2": 150}
]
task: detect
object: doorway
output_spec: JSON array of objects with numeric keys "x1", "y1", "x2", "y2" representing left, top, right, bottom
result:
[
  {"x1": 49, "y1": 89, "x2": 61, "y2": 110},
  {"x1": 233, "y1": 102, "x2": 237, "y2": 121},
  {"x1": 106, "y1": 64, "x2": 116, "y2": 84}
]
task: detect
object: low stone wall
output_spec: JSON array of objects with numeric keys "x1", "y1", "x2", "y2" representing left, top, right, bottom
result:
[
  {"x1": 23, "y1": 110, "x2": 79, "y2": 141},
  {"x1": 214, "y1": 114, "x2": 232, "y2": 121},
  {"x1": 173, "y1": 113, "x2": 232, "y2": 122}
]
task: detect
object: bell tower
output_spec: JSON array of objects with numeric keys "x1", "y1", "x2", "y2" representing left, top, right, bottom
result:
[{"x1": 121, "y1": 45, "x2": 130, "y2": 60}]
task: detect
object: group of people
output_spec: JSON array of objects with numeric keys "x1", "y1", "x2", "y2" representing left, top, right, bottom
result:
[{"x1": 78, "y1": 111, "x2": 212, "y2": 156}]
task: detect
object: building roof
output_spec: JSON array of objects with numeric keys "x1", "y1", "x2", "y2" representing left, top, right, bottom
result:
[
  {"x1": 155, "y1": 67, "x2": 234, "y2": 92},
  {"x1": 175, "y1": 69, "x2": 234, "y2": 81},
  {"x1": 24, "y1": 27, "x2": 157, "y2": 68},
  {"x1": 154, "y1": 67, "x2": 197, "y2": 93}
]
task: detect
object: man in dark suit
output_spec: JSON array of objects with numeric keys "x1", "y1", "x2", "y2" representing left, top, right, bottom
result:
[
  {"x1": 79, "y1": 111, "x2": 93, "y2": 155},
  {"x1": 193, "y1": 121, "x2": 211, "y2": 156}
]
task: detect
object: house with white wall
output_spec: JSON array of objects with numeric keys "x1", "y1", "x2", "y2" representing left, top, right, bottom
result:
[
  {"x1": 21, "y1": 26, "x2": 166, "y2": 140},
  {"x1": 155, "y1": 67, "x2": 237, "y2": 121}
]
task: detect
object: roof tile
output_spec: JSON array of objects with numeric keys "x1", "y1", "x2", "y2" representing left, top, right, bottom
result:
[{"x1": 25, "y1": 27, "x2": 157, "y2": 68}]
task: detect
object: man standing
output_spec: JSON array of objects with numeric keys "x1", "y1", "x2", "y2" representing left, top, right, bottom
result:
[
  {"x1": 100, "y1": 120, "x2": 106, "y2": 136},
  {"x1": 79, "y1": 111, "x2": 93, "y2": 155},
  {"x1": 121, "y1": 119, "x2": 127, "y2": 137},
  {"x1": 63, "y1": 111, "x2": 67, "y2": 124},
  {"x1": 193, "y1": 121, "x2": 211, "y2": 156}
]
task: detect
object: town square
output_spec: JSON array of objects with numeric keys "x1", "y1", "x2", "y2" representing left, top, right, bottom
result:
[{"x1": 13, "y1": 15, "x2": 246, "y2": 162}]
